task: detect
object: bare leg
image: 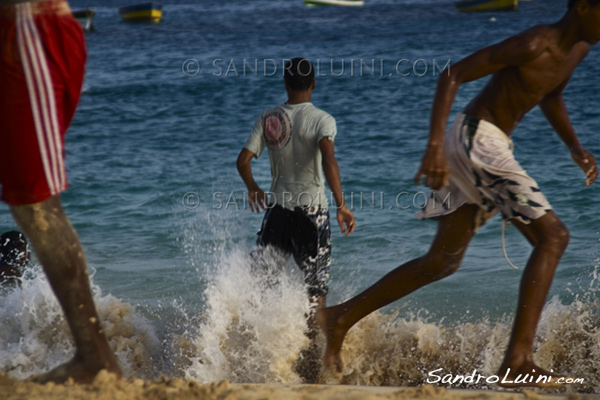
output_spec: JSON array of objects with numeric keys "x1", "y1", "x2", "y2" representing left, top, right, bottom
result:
[
  {"x1": 316, "y1": 204, "x2": 480, "y2": 373},
  {"x1": 10, "y1": 195, "x2": 122, "y2": 384},
  {"x1": 497, "y1": 211, "x2": 570, "y2": 388}
]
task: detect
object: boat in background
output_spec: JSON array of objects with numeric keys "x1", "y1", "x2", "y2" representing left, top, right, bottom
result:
[
  {"x1": 72, "y1": 7, "x2": 95, "y2": 31},
  {"x1": 455, "y1": 0, "x2": 517, "y2": 12},
  {"x1": 304, "y1": 0, "x2": 365, "y2": 7},
  {"x1": 119, "y1": 2, "x2": 163, "y2": 23}
]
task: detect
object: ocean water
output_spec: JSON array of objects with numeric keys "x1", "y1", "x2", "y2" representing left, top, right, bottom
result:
[{"x1": 1, "y1": 0, "x2": 600, "y2": 393}]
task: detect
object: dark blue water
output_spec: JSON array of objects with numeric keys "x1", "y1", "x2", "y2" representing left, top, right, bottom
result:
[{"x1": 1, "y1": 0, "x2": 599, "y2": 390}]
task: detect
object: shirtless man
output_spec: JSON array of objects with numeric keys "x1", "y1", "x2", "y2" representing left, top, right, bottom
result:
[
  {"x1": 317, "y1": 0, "x2": 598, "y2": 387},
  {"x1": 0, "y1": 0, "x2": 121, "y2": 383}
]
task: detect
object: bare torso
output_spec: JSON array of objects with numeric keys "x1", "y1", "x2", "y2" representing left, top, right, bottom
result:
[{"x1": 463, "y1": 25, "x2": 589, "y2": 135}]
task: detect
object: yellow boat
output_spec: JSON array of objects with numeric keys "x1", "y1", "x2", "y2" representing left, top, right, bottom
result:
[
  {"x1": 455, "y1": 0, "x2": 518, "y2": 12},
  {"x1": 119, "y1": 2, "x2": 163, "y2": 23}
]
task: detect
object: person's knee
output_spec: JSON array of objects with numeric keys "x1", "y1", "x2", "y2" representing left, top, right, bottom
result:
[
  {"x1": 10, "y1": 195, "x2": 66, "y2": 234},
  {"x1": 540, "y1": 224, "x2": 569, "y2": 253},
  {"x1": 534, "y1": 217, "x2": 570, "y2": 254},
  {"x1": 421, "y1": 250, "x2": 463, "y2": 280}
]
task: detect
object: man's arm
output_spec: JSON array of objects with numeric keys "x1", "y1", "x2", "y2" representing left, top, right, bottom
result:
[
  {"x1": 236, "y1": 148, "x2": 268, "y2": 212},
  {"x1": 540, "y1": 78, "x2": 598, "y2": 186},
  {"x1": 319, "y1": 138, "x2": 355, "y2": 236},
  {"x1": 415, "y1": 28, "x2": 547, "y2": 190}
]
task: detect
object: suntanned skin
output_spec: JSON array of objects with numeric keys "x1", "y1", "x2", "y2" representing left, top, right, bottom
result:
[
  {"x1": 317, "y1": 0, "x2": 599, "y2": 388},
  {"x1": 237, "y1": 79, "x2": 356, "y2": 338},
  {"x1": 10, "y1": 196, "x2": 122, "y2": 384}
]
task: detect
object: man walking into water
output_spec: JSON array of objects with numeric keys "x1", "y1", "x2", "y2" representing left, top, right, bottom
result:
[
  {"x1": 237, "y1": 57, "x2": 355, "y2": 332},
  {"x1": 317, "y1": 0, "x2": 598, "y2": 388},
  {"x1": 0, "y1": 0, "x2": 121, "y2": 383}
]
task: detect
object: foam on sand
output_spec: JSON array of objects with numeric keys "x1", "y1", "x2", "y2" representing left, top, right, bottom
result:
[
  {"x1": 181, "y1": 246, "x2": 312, "y2": 384},
  {"x1": 0, "y1": 266, "x2": 161, "y2": 380},
  {"x1": 1, "y1": 371, "x2": 598, "y2": 400}
]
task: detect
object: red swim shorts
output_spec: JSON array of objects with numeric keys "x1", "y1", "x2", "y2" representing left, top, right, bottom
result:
[{"x1": 0, "y1": 0, "x2": 86, "y2": 205}]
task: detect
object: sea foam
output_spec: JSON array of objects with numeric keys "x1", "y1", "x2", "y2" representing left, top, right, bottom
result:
[{"x1": 0, "y1": 265, "x2": 160, "y2": 380}]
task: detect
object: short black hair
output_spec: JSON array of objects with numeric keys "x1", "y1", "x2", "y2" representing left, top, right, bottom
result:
[
  {"x1": 0, "y1": 231, "x2": 28, "y2": 265},
  {"x1": 569, "y1": 0, "x2": 600, "y2": 9},
  {"x1": 284, "y1": 58, "x2": 314, "y2": 91}
]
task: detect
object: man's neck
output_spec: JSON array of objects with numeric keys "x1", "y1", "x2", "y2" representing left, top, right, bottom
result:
[
  {"x1": 286, "y1": 99, "x2": 310, "y2": 105},
  {"x1": 554, "y1": 11, "x2": 588, "y2": 50},
  {"x1": 286, "y1": 90, "x2": 312, "y2": 105}
]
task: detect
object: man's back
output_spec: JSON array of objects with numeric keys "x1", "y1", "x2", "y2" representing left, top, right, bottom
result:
[{"x1": 246, "y1": 102, "x2": 336, "y2": 208}]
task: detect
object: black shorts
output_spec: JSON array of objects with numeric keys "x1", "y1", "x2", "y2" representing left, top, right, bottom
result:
[{"x1": 256, "y1": 204, "x2": 331, "y2": 297}]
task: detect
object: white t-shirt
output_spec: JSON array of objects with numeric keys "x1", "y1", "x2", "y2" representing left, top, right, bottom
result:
[{"x1": 244, "y1": 102, "x2": 337, "y2": 208}]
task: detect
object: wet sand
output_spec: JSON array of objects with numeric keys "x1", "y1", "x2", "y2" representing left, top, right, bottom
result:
[{"x1": 1, "y1": 371, "x2": 598, "y2": 400}]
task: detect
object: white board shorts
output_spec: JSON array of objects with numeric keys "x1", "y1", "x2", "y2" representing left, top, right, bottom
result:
[{"x1": 417, "y1": 113, "x2": 552, "y2": 228}]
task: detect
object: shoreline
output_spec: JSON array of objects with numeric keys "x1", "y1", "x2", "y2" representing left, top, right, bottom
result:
[{"x1": 2, "y1": 372, "x2": 599, "y2": 400}]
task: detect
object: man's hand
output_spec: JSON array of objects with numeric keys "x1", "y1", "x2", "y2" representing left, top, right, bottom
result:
[
  {"x1": 237, "y1": 148, "x2": 269, "y2": 212},
  {"x1": 571, "y1": 147, "x2": 598, "y2": 186},
  {"x1": 414, "y1": 144, "x2": 449, "y2": 190},
  {"x1": 336, "y1": 205, "x2": 355, "y2": 236},
  {"x1": 248, "y1": 188, "x2": 268, "y2": 212}
]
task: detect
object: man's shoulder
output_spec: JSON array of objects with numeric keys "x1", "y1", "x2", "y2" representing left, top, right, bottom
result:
[
  {"x1": 488, "y1": 24, "x2": 586, "y2": 66},
  {"x1": 516, "y1": 23, "x2": 557, "y2": 40},
  {"x1": 516, "y1": 24, "x2": 590, "y2": 60},
  {"x1": 261, "y1": 104, "x2": 286, "y2": 116},
  {"x1": 302, "y1": 104, "x2": 335, "y2": 123},
  {"x1": 512, "y1": 23, "x2": 586, "y2": 53},
  {"x1": 277, "y1": 103, "x2": 335, "y2": 122},
  {"x1": 505, "y1": 24, "x2": 555, "y2": 55}
]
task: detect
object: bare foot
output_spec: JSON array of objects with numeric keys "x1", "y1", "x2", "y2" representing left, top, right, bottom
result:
[
  {"x1": 315, "y1": 306, "x2": 347, "y2": 374},
  {"x1": 31, "y1": 356, "x2": 122, "y2": 385},
  {"x1": 497, "y1": 361, "x2": 572, "y2": 389}
]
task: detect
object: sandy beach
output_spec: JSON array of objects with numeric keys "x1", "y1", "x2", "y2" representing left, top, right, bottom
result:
[{"x1": 1, "y1": 372, "x2": 599, "y2": 400}]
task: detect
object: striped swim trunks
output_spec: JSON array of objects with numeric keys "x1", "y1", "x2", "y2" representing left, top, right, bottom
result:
[{"x1": 0, "y1": 0, "x2": 85, "y2": 205}]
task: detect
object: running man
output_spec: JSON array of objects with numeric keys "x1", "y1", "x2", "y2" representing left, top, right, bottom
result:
[
  {"x1": 0, "y1": 0, "x2": 122, "y2": 383},
  {"x1": 237, "y1": 57, "x2": 356, "y2": 333},
  {"x1": 317, "y1": 0, "x2": 598, "y2": 388}
]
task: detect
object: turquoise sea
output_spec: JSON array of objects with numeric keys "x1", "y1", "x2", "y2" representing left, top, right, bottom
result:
[{"x1": 1, "y1": 0, "x2": 599, "y2": 393}]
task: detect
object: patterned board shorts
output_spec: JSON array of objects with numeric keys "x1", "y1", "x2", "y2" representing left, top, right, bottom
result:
[
  {"x1": 418, "y1": 113, "x2": 552, "y2": 228},
  {"x1": 256, "y1": 204, "x2": 331, "y2": 297}
]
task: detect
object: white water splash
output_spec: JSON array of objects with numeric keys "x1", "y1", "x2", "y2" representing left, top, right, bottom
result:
[
  {"x1": 172, "y1": 211, "x2": 600, "y2": 393},
  {"x1": 324, "y1": 283, "x2": 600, "y2": 393},
  {"x1": 182, "y1": 246, "x2": 311, "y2": 384},
  {"x1": 0, "y1": 265, "x2": 161, "y2": 380}
]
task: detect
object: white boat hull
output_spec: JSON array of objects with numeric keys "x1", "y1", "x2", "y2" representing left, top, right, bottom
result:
[{"x1": 304, "y1": 0, "x2": 365, "y2": 7}]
